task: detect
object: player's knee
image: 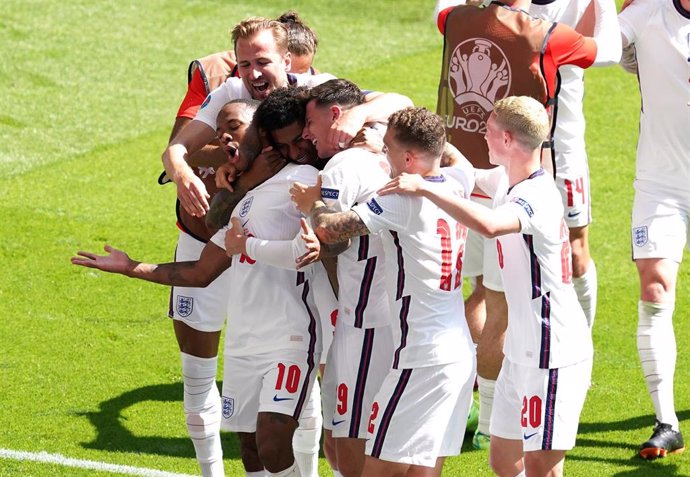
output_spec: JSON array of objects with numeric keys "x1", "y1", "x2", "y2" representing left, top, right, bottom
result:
[
  {"x1": 489, "y1": 450, "x2": 517, "y2": 477},
  {"x1": 257, "y1": 438, "x2": 294, "y2": 472},
  {"x1": 638, "y1": 270, "x2": 675, "y2": 303},
  {"x1": 636, "y1": 259, "x2": 678, "y2": 303},
  {"x1": 292, "y1": 427, "x2": 320, "y2": 454}
]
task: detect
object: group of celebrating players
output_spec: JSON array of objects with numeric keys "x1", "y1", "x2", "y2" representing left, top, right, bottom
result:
[{"x1": 71, "y1": 0, "x2": 690, "y2": 476}]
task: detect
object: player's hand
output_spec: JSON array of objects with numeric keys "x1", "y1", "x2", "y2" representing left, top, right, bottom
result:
[
  {"x1": 290, "y1": 175, "x2": 323, "y2": 215},
  {"x1": 296, "y1": 218, "x2": 321, "y2": 269},
  {"x1": 350, "y1": 126, "x2": 384, "y2": 154},
  {"x1": 377, "y1": 173, "x2": 426, "y2": 196},
  {"x1": 236, "y1": 146, "x2": 287, "y2": 191},
  {"x1": 327, "y1": 107, "x2": 366, "y2": 152},
  {"x1": 176, "y1": 170, "x2": 210, "y2": 217},
  {"x1": 71, "y1": 245, "x2": 133, "y2": 275},
  {"x1": 224, "y1": 217, "x2": 248, "y2": 257},
  {"x1": 215, "y1": 162, "x2": 239, "y2": 191}
]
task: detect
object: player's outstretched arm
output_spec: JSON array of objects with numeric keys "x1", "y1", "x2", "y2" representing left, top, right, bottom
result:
[
  {"x1": 326, "y1": 92, "x2": 413, "y2": 150},
  {"x1": 378, "y1": 173, "x2": 521, "y2": 238},
  {"x1": 71, "y1": 242, "x2": 231, "y2": 287}
]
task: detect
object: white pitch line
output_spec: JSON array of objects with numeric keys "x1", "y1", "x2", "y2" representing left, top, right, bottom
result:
[{"x1": 0, "y1": 448, "x2": 198, "y2": 477}]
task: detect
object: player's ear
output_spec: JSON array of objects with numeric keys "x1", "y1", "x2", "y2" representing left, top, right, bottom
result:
[{"x1": 330, "y1": 105, "x2": 341, "y2": 121}]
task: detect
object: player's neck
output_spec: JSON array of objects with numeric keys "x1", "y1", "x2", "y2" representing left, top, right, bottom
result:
[
  {"x1": 680, "y1": 0, "x2": 690, "y2": 12},
  {"x1": 506, "y1": 153, "x2": 541, "y2": 187}
]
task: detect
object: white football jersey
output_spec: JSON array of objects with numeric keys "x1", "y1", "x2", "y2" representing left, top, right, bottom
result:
[
  {"x1": 353, "y1": 174, "x2": 475, "y2": 369},
  {"x1": 320, "y1": 148, "x2": 392, "y2": 328},
  {"x1": 195, "y1": 72, "x2": 336, "y2": 130},
  {"x1": 619, "y1": 0, "x2": 690, "y2": 190},
  {"x1": 494, "y1": 169, "x2": 592, "y2": 368},
  {"x1": 210, "y1": 163, "x2": 322, "y2": 357}
]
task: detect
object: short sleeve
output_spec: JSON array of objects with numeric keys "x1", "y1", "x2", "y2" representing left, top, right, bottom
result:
[
  {"x1": 546, "y1": 23, "x2": 597, "y2": 69},
  {"x1": 618, "y1": 0, "x2": 656, "y2": 45},
  {"x1": 210, "y1": 226, "x2": 228, "y2": 250},
  {"x1": 352, "y1": 194, "x2": 411, "y2": 236},
  {"x1": 176, "y1": 67, "x2": 208, "y2": 120},
  {"x1": 194, "y1": 80, "x2": 245, "y2": 130}
]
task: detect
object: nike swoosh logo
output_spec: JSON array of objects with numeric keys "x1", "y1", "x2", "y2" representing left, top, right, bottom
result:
[
  {"x1": 332, "y1": 419, "x2": 346, "y2": 426},
  {"x1": 273, "y1": 395, "x2": 293, "y2": 402},
  {"x1": 523, "y1": 431, "x2": 539, "y2": 440},
  {"x1": 567, "y1": 211, "x2": 581, "y2": 218}
]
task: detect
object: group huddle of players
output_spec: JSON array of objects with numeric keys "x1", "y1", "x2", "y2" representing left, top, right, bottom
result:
[{"x1": 72, "y1": 0, "x2": 690, "y2": 476}]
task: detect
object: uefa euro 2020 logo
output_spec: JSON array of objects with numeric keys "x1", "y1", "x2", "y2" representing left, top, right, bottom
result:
[{"x1": 447, "y1": 38, "x2": 511, "y2": 135}]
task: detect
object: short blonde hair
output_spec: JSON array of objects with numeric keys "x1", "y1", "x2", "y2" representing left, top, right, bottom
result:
[
  {"x1": 231, "y1": 17, "x2": 289, "y2": 54},
  {"x1": 493, "y1": 96, "x2": 550, "y2": 150}
]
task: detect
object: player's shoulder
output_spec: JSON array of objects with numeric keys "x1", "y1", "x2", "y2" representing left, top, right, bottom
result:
[{"x1": 283, "y1": 163, "x2": 319, "y2": 183}]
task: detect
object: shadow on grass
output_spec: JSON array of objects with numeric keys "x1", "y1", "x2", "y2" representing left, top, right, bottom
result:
[
  {"x1": 567, "y1": 409, "x2": 690, "y2": 475},
  {"x1": 77, "y1": 382, "x2": 241, "y2": 459}
]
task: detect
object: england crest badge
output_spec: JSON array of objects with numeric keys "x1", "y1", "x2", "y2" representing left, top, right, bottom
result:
[
  {"x1": 222, "y1": 396, "x2": 234, "y2": 418},
  {"x1": 176, "y1": 296, "x2": 194, "y2": 317},
  {"x1": 633, "y1": 226, "x2": 648, "y2": 247},
  {"x1": 239, "y1": 196, "x2": 254, "y2": 218}
]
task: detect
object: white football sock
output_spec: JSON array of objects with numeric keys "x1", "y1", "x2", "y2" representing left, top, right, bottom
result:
[
  {"x1": 266, "y1": 462, "x2": 301, "y2": 477},
  {"x1": 573, "y1": 260, "x2": 597, "y2": 329},
  {"x1": 477, "y1": 376, "x2": 496, "y2": 435},
  {"x1": 332, "y1": 472, "x2": 344, "y2": 477},
  {"x1": 293, "y1": 380, "x2": 321, "y2": 477},
  {"x1": 181, "y1": 352, "x2": 224, "y2": 477},
  {"x1": 637, "y1": 301, "x2": 679, "y2": 430},
  {"x1": 246, "y1": 472, "x2": 267, "y2": 477}
]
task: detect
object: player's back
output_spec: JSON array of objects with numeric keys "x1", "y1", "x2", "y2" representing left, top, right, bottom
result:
[
  {"x1": 354, "y1": 174, "x2": 475, "y2": 370},
  {"x1": 320, "y1": 148, "x2": 392, "y2": 329},
  {"x1": 495, "y1": 171, "x2": 592, "y2": 369}
]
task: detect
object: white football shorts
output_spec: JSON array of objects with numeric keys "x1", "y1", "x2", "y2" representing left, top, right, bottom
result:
[
  {"x1": 169, "y1": 230, "x2": 230, "y2": 332},
  {"x1": 554, "y1": 150, "x2": 592, "y2": 228},
  {"x1": 631, "y1": 179, "x2": 690, "y2": 263},
  {"x1": 490, "y1": 357, "x2": 592, "y2": 452},
  {"x1": 220, "y1": 348, "x2": 319, "y2": 433},
  {"x1": 326, "y1": 320, "x2": 394, "y2": 439},
  {"x1": 365, "y1": 359, "x2": 475, "y2": 467}
]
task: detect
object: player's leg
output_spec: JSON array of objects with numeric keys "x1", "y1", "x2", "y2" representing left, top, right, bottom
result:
[
  {"x1": 172, "y1": 231, "x2": 230, "y2": 477},
  {"x1": 311, "y1": 267, "x2": 338, "y2": 475},
  {"x1": 320, "y1": 349, "x2": 341, "y2": 475},
  {"x1": 256, "y1": 412, "x2": 300, "y2": 474},
  {"x1": 475, "y1": 283, "x2": 507, "y2": 449},
  {"x1": 558, "y1": 161, "x2": 597, "y2": 328},
  {"x1": 292, "y1": 379, "x2": 321, "y2": 477},
  {"x1": 522, "y1": 450, "x2": 565, "y2": 477},
  {"x1": 632, "y1": 182, "x2": 687, "y2": 458},
  {"x1": 236, "y1": 432, "x2": 264, "y2": 475},
  {"x1": 489, "y1": 436, "x2": 524, "y2": 477},
  {"x1": 569, "y1": 225, "x2": 597, "y2": 328}
]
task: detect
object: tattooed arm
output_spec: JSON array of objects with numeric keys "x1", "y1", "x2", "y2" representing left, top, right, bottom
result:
[
  {"x1": 71, "y1": 242, "x2": 231, "y2": 287},
  {"x1": 311, "y1": 203, "x2": 370, "y2": 245}
]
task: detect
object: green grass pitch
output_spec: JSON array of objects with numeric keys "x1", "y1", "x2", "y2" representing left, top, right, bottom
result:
[{"x1": 1, "y1": 1, "x2": 688, "y2": 476}]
